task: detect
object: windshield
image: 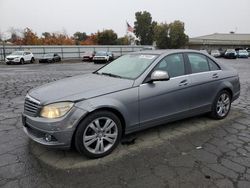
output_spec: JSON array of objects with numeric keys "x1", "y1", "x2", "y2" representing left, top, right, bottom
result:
[
  {"x1": 95, "y1": 51, "x2": 107, "y2": 56},
  {"x1": 11, "y1": 51, "x2": 23, "y2": 55},
  {"x1": 211, "y1": 50, "x2": 219, "y2": 53},
  {"x1": 43, "y1": 54, "x2": 53, "y2": 58},
  {"x1": 96, "y1": 54, "x2": 158, "y2": 79},
  {"x1": 239, "y1": 50, "x2": 247, "y2": 53},
  {"x1": 227, "y1": 49, "x2": 235, "y2": 53}
]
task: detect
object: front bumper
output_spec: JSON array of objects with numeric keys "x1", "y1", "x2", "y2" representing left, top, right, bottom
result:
[
  {"x1": 238, "y1": 55, "x2": 248, "y2": 58},
  {"x1": 6, "y1": 59, "x2": 20, "y2": 63},
  {"x1": 22, "y1": 106, "x2": 88, "y2": 149},
  {"x1": 39, "y1": 59, "x2": 52, "y2": 63}
]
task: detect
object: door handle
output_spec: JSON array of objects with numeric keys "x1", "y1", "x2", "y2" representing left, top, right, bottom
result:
[
  {"x1": 212, "y1": 73, "x2": 219, "y2": 78},
  {"x1": 179, "y1": 79, "x2": 188, "y2": 86}
]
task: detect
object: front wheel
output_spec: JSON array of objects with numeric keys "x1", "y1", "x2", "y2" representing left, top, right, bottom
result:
[
  {"x1": 74, "y1": 111, "x2": 122, "y2": 158},
  {"x1": 210, "y1": 90, "x2": 231, "y2": 119},
  {"x1": 20, "y1": 58, "x2": 24, "y2": 64}
]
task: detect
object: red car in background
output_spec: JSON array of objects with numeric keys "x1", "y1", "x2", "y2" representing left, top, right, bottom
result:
[{"x1": 82, "y1": 51, "x2": 95, "y2": 62}]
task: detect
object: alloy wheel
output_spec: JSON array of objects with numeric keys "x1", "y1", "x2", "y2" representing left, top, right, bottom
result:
[
  {"x1": 83, "y1": 117, "x2": 118, "y2": 155},
  {"x1": 216, "y1": 93, "x2": 231, "y2": 117}
]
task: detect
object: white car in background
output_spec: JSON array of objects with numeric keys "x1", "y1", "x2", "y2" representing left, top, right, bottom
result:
[
  {"x1": 210, "y1": 50, "x2": 221, "y2": 58},
  {"x1": 5, "y1": 51, "x2": 35, "y2": 65},
  {"x1": 93, "y1": 51, "x2": 113, "y2": 63}
]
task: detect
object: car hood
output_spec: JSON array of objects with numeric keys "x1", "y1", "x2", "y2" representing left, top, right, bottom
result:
[
  {"x1": 6, "y1": 55, "x2": 21, "y2": 58},
  {"x1": 94, "y1": 55, "x2": 107, "y2": 58},
  {"x1": 28, "y1": 73, "x2": 134, "y2": 104},
  {"x1": 40, "y1": 57, "x2": 52, "y2": 59}
]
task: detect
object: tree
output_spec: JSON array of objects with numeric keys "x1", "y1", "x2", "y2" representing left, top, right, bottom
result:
[
  {"x1": 22, "y1": 27, "x2": 41, "y2": 45},
  {"x1": 42, "y1": 32, "x2": 51, "y2": 39},
  {"x1": 73, "y1": 32, "x2": 87, "y2": 45},
  {"x1": 134, "y1": 11, "x2": 156, "y2": 45},
  {"x1": 168, "y1": 20, "x2": 189, "y2": 49},
  {"x1": 116, "y1": 36, "x2": 130, "y2": 45},
  {"x1": 154, "y1": 23, "x2": 170, "y2": 49},
  {"x1": 96, "y1": 29, "x2": 117, "y2": 45},
  {"x1": 80, "y1": 33, "x2": 98, "y2": 45}
]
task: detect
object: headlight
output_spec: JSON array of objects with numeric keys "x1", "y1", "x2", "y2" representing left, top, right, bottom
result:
[{"x1": 40, "y1": 102, "x2": 74, "y2": 119}]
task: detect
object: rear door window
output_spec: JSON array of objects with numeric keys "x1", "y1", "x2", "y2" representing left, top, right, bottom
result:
[
  {"x1": 187, "y1": 53, "x2": 209, "y2": 73},
  {"x1": 208, "y1": 58, "x2": 220, "y2": 71}
]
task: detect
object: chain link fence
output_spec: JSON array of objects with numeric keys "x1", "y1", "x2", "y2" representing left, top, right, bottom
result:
[{"x1": 0, "y1": 45, "x2": 154, "y2": 61}]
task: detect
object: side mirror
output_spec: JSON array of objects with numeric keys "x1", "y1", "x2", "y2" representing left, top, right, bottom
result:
[{"x1": 149, "y1": 70, "x2": 170, "y2": 83}]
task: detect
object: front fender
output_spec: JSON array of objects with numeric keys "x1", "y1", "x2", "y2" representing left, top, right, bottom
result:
[{"x1": 74, "y1": 87, "x2": 139, "y2": 130}]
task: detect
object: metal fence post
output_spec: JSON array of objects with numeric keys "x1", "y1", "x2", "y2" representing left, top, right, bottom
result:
[
  {"x1": 61, "y1": 47, "x2": 63, "y2": 59},
  {"x1": 3, "y1": 41, "x2": 6, "y2": 60},
  {"x1": 78, "y1": 46, "x2": 80, "y2": 58}
]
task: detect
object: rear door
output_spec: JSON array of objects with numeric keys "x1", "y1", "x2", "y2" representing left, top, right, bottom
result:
[
  {"x1": 185, "y1": 53, "x2": 221, "y2": 112},
  {"x1": 139, "y1": 53, "x2": 192, "y2": 128}
]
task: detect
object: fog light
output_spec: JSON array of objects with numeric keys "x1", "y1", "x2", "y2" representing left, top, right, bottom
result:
[{"x1": 45, "y1": 134, "x2": 52, "y2": 142}]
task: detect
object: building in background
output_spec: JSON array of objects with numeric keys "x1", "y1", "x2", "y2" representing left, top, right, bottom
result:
[{"x1": 188, "y1": 33, "x2": 250, "y2": 50}]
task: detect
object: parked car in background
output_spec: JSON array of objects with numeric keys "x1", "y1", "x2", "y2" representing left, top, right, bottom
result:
[
  {"x1": 107, "y1": 52, "x2": 114, "y2": 61},
  {"x1": 218, "y1": 49, "x2": 226, "y2": 57},
  {"x1": 199, "y1": 50, "x2": 208, "y2": 54},
  {"x1": 237, "y1": 50, "x2": 249, "y2": 58},
  {"x1": 210, "y1": 50, "x2": 221, "y2": 58},
  {"x1": 224, "y1": 49, "x2": 237, "y2": 59},
  {"x1": 82, "y1": 51, "x2": 95, "y2": 62},
  {"x1": 22, "y1": 50, "x2": 240, "y2": 158},
  {"x1": 5, "y1": 51, "x2": 35, "y2": 65},
  {"x1": 39, "y1": 53, "x2": 61, "y2": 63},
  {"x1": 247, "y1": 49, "x2": 250, "y2": 57},
  {"x1": 93, "y1": 51, "x2": 113, "y2": 63}
]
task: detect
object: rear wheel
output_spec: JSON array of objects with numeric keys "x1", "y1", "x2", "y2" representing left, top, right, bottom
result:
[
  {"x1": 210, "y1": 90, "x2": 231, "y2": 119},
  {"x1": 30, "y1": 57, "x2": 35, "y2": 63},
  {"x1": 75, "y1": 110, "x2": 122, "y2": 158}
]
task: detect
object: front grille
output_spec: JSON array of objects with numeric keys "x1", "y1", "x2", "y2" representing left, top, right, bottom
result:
[
  {"x1": 24, "y1": 96, "x2": 41, "y2": 117},
  {"x1": 7, "y1": 58, "x2": 14, "y2": 60}
]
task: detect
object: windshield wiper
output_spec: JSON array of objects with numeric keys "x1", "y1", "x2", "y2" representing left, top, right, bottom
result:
[{"x1": 99, "y1": 72, "x2": 122, "y2": 78}]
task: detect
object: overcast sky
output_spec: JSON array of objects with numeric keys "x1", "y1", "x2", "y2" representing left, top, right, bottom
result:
[{"x1": 0, "y1": 0, "x2": 250, "y2": 38}]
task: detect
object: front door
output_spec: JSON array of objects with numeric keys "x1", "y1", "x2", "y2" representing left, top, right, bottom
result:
[{"x1": 139, "y1": 53, "x2": 192, "y2": 128}]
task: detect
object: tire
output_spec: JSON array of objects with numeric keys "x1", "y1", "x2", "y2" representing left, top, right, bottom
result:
[
  {"x1": 74, "y1": 110, "x2": 122, "y2": 158},
  {"x1": 20, "y1": 58, "x2": 24, "y2": 64},
  {"x1": 52, "y1": 59, "x2": 55, "y2": 63},
  {"x1": 30, "y1": 57, "x2": 35, "y2": 63},
  {"x1": 210, "y1": 90, "x2": 231, "y2": 120}
]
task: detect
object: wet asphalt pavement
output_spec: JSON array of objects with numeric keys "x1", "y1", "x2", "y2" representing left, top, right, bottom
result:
[{"x1": 0, "y1": 58, "x2": 250, "y2": 188}]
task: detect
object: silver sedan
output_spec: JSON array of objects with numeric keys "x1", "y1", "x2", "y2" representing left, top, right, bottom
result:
[{"x1": 22, "y1": 50, "x2": 240, "y2": 158}]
